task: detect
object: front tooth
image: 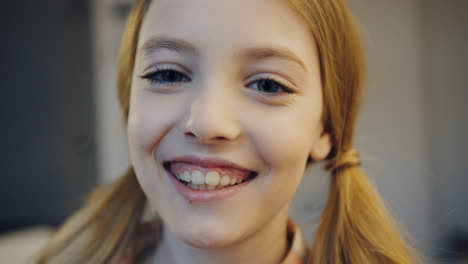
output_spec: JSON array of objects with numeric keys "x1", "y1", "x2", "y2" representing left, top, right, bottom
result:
[
  {"x1": 199, "y1": 184, "x2": 206, "y2": 191},
  {"x1": 205, "y1": 171, "x2": 220, "y2": 186},
  {"x1": 220, "y1": 175, "x2": 230, "y2": 186},
  {"x1": 230, "y1": 178, "x2": 236, "y2": 185},
  {"x1": 182, "y1": 171, "x2": 191, "y2": 182},
  {"x1": 191, "y1": 171, "x2": 204, "y2": 184},
  {"x1": 207, "y1": 185, "x2": 215, "y2": 190}
]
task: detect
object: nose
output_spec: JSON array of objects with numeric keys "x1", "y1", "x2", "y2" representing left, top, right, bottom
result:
[{"x1": 179, "y1": 88, "x2": 241, "y2": 144}]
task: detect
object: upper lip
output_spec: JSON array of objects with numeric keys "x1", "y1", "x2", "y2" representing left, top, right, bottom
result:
[{"x1": 166, "y1": 155, "x2": 253, "y2": 172}]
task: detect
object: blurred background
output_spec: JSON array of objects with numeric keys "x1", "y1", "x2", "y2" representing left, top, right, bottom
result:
[{"x1": 0, "y1": 0, "x2": 466, "y2": 263}]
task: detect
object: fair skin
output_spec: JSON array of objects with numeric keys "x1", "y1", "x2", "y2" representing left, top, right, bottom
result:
[{"x1": 127, "y1": 0, "x2": 332, "y2": 263}]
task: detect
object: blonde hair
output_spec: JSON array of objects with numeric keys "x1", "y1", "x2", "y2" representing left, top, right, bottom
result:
[{"x1": 37, "y1": 0, "x2": 418, "y2": 263}]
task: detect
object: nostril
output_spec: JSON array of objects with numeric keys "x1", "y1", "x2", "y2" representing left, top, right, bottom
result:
[
  {"x1": 213, "y1": 136, "x2": 229, "y2": 141},
  {"x1": 184, "y1": 131, "x2": 230, "y2": 143},
  {"x1": 184, "y1": 131, "x2": 197, "y2": 138}
]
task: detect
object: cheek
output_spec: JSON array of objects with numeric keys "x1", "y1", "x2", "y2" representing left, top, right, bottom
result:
[
  {"x1": 127, "y1": 92, "x2": 182, "y2": 155},
  {"x1": 246, "y1": 103, "x2": 323, "y2": 207},
  {"x1": 247, "y1": 105, "x2": 322, "y2": 172},
  {"x1": 127, "y1": 90, "x2": 187, "y2": 207}
]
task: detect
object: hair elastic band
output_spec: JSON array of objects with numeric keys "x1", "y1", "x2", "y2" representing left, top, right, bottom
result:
[{"x1": 325, "y1": 148, "x2": 362, "y2": 174}]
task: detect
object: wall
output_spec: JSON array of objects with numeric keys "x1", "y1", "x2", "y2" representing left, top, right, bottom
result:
[
  {"x1": 91, "y1": 0, "x2": 132, "y2": 183},
  {"x1": 424, "y1": 0, "x2": 468, "y2": 259},
  {"x1": 1, "y1": 0, "x2": 96, "y2": 228},
  {"x1": 353, "y1": 0, "x2": 434, "y2": 254}
]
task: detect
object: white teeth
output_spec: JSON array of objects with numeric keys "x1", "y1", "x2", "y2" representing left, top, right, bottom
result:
[
  {"x1": 182, "y1": 171, "x2": 191, "y2": 182},
  {"x1": 220, "y1": 175, "x2": 230, "y2": 186},
  {"x1": 191, "y1": 171, "x2": 205, "y2": 184},
  {"x1": 205, "y1": 171, "x2": 220, "y2": 186},
  {"x1": 175, "y1": 169, "x2": 253, "y2": 190}
]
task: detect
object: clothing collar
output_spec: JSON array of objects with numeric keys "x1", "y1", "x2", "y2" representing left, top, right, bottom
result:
[
  {"x1": 119, "y1": 218, "x2": 309, "y2": 264},
  {"x1": 281, "y1": 218, "x2": 309, "y2": 264}
]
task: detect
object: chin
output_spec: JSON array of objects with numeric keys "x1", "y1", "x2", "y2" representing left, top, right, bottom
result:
[{"x1": 176, "y1": 225, "x2": 236, "y2": 249}]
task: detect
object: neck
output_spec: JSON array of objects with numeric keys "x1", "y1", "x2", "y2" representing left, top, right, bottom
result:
[{"x1": 149, "y1": 209, "x2": 289, "y2": 264}]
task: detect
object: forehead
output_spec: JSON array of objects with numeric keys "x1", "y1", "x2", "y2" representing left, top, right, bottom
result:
[{"x1": 139, "y1": 0, "x2": 317, "y2": 62}]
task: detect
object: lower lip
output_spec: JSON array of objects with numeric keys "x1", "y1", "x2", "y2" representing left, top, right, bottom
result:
[{"x1": 165, "y1": 167, "x2": 254, "y2": 202}]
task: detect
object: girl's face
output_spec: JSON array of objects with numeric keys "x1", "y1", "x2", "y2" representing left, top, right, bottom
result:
[{"x1": 128, "y1": 0, "x2": 331, "y2": 249}]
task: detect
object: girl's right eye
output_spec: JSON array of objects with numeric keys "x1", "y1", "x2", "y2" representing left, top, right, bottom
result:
[{"x1": 140, "y1": 67, "x2": 191, "y2": 86}]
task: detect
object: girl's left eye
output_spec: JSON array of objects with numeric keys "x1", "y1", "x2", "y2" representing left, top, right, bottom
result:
[{"x1": 247, "y1": 78, "x2": 293, "y2": 95}]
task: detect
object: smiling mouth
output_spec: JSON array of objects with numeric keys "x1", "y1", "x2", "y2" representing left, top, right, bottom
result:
[{"x1": 163, "y1": 162, "x2": 257, "y2": 191}]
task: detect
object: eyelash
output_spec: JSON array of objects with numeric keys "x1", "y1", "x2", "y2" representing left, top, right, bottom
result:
[
  {"x1": 139, "y1": 66, "x2": 295, "y2": 96},
  {"x1": 140, "y1": 65, "x2": 191, "y2": 86}
]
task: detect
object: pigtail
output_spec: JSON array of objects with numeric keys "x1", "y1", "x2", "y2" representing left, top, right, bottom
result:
[
  {"x1": 285, "y1": 0, "x2": 420, "y2": 262},
  {"x1": 308, "y1": 149, "x2": 417, "y2": 264},
  {"x1": 36, "y1": 167, "x2": 149, "y2": 263}
]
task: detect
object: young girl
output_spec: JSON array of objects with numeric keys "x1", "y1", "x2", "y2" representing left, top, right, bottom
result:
[{"x1": 37, "y1": 0, "x2": 419, "y2": 263}]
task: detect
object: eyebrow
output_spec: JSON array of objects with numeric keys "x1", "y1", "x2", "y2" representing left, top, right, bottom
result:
[
  {"x1": 238, "y1": 47, "x2": 308, "y2": 72},
  {"x1": 139, "y1": 36, "x2": 308, "y2": 71},
  {"x1": 139, "y1": 37, "x2": 197, "y2": 56}
]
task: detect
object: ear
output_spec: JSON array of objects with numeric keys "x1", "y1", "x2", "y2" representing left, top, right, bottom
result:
[{"x1": 309, "y1": 129, "x2": 332, "y2": 161}]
